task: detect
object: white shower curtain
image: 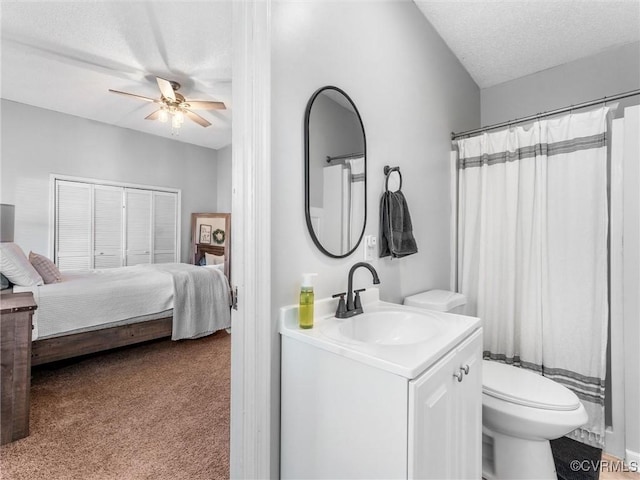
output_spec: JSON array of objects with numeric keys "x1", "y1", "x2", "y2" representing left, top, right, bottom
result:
[
  {"x1": 455, "y1": 108, "x2": 609, "y2": 447},
  {"x1": 348, "y1": 156, "x2": 365, "y2": 248}
]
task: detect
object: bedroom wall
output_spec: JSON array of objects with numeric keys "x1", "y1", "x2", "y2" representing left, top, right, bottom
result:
[
  {"x1": 0, "y1": 100, "x2": 220, "y2": 263},
  {"x1": 481, "y1": 42, "x2": 640, "y2": 125},
  {"x1": 216, "y1": 144, "x2": 232, "y2": 213},
  {"x1": 271, "y1": 0, "x2": 480, "y2": 475}
]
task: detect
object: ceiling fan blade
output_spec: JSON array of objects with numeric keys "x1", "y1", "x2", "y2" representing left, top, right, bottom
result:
[
  {"x1": 184, "y1": 110, "x2": 211, "y2": 128},
  {"x1": 145, "y1": 110, "x2": 163, "y2": 121},
  {"x1": 183, "y1": 100, "x2": 226, "y2": 110},
  {"x1": 156, "y1": 77, "x2": 176, "y2": 102},
  {"x1": 109, "y1": 89, "x2": 157, "y2": 103}
]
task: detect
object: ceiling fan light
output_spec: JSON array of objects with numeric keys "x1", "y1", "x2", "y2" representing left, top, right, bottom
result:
[{"x1": 110, "y1": 78, "x2": 214, "y2": 133}]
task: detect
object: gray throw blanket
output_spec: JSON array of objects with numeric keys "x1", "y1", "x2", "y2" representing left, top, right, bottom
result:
[
  {"x1": 143, "y1": 263, "x2": 231, "y2": 340},
  {"x1": 379, "y1": 191, "x2": 418, "y2": 258}
]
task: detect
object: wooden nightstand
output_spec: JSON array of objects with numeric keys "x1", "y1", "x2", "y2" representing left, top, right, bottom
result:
[{"x1": 1, "y1": 291, "x2": 37, "y2": 445}]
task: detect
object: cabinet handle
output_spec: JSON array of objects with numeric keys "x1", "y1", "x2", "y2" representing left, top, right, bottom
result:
[
  {"x1": 453, "y1": 371, "x2": 464, "y2": 382},
  {"x1": 461, "y1": 364, "x2": 470, "y2": 375}
]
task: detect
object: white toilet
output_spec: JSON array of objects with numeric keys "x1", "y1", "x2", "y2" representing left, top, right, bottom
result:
[{"x1": 404, "y1": 290, "x2": 588, "y2": 480}]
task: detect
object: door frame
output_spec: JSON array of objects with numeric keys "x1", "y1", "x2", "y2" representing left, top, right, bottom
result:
[{"x1": 230, "y1": 1, "x2": 273, "y2": 478}]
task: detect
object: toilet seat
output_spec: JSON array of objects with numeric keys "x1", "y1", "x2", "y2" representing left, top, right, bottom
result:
[{"x1": 482, "y1": 360, "x2": 581, "y2": 411}]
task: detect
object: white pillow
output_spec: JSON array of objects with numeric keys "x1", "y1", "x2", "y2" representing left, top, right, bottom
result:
[
  {"x1": 0, "y1": 243, "x2": 44, "y2": 286},
  {"x1": 205, "y1": 252, "x2": 225, "y2": 266},
  {"x1": 203, "y1": 263, "x2": 225, "y2": 273}
]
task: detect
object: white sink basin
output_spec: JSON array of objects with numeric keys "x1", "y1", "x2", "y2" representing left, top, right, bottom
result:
[
  {"x1": 279, "y1": 288, "x2": 481, "y2": 379},
  {"x1": 336, "y1": 310, "x2": 443, "y2": 345}
]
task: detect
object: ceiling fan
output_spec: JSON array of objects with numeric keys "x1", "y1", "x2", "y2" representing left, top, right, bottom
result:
[{"x1": 109, "y1": 76, "x2": 226, "y2": 129}]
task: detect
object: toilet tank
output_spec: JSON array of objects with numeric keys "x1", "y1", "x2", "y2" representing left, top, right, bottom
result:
[{"x1": 403, "y1": 289, "x2": 466, "y2": 315}]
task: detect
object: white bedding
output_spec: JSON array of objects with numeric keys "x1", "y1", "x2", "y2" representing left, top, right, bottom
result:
[
  {"x1": 148, "y1": 263, "x2": 231, "y2": 340},
  {"x1": 14, "y1": 263, "x2": 229, "y2": 340}
]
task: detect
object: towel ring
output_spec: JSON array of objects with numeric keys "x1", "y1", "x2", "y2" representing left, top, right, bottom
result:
[{"x1": 384, "y1": 165, "x2": 402, "y2": 192}]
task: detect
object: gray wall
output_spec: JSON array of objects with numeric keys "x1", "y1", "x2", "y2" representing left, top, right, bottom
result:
[
  {"x1": 481, "y1": 42, "x2": 640, "y2": 125},
  {"x1": 1, "y1": 100, "x2": 221, "y2": 263},
  {"x1": 272, "y1": 0, "x2": 479, "y2": 308},
  {"x1": 216, "y1": 144, "x2": 232, "y2": 213},
  {"x1": 620, "y1": 105, "x2": 640, "y2": 467},
  {"x1": 271, "y1": 0, "x2": 479, "y2": 473}
]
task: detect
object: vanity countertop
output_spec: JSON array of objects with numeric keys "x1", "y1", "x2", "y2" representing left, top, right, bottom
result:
[{"x1": 279, "y1": 288, "x2": 481, "y2": 379}]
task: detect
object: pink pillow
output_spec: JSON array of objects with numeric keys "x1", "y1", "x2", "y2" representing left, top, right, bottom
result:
[{"x1": 29, "y1": 252, "x2": 63, "y2": 284}]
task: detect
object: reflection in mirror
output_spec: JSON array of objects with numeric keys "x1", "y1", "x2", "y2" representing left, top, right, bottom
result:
[
  {"x1": 191, "y1": 212, "x2": 231, "y2": 280},
  {"x1": 305, "y1": 86, "x2": 366, "y2": 258}
]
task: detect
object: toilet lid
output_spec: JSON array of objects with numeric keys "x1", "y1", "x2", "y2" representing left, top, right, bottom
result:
[{"x1": 482, "y1": 360, "x2": 581, "y2": 411}]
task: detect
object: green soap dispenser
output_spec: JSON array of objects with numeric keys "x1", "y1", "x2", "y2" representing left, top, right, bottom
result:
[{"x1": 299, "y1": 273, "x2": 317, "y2": 329}]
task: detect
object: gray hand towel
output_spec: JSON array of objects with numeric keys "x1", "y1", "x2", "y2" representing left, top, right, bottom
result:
[{"x1": 379, "y1": 190, "x2": 418, "y2": 258}]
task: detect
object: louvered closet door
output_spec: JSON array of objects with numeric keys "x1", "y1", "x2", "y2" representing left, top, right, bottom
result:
[
  {"x1": 124, "y1": 188, "x2": 152, "y2": 265},
  {"x1": 153, "y1": 192, "x2": 177, "y2": 263},
  {"x1": 94, "y1": 185, "x2": 123, "y2": 268},
  {"x1": 55, "y1": 180, "x2": 92, "y2": 271}
]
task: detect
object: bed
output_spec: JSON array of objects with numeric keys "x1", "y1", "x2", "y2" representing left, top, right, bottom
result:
[
  {"x1": 0, "y1": 210, "x2": 232, "y2": 366},
  {"x1": 12, "y1": 262, "x2": 231, "y2": 366}
]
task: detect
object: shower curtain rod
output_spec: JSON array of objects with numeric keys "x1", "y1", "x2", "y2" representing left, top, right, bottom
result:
[
  {"x1": 451, "y1": 88, "x2": 640, "y2": 140},
  {"x1": 326, "y1": 152, "x2": 364, "y2": 163}
]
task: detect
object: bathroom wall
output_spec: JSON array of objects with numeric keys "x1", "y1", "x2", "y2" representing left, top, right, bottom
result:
[
  {"x1": 1, "y1": 100, "x2": 221, "y2": 263},
  {"x1": 272, "y1": 0, "x2": 479, "y2": 307},
  {"x1": 620, "y1": 105, "x2": 640, "y2": 466},
  {"x1": 481, "y1": 42, "x2": 640, "y2": 125},
  {"x1": 271, "y1": 0, "x2": 480, "y2": 474}
]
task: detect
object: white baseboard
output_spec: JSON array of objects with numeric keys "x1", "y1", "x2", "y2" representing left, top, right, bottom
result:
[
  {"x1": 626, "y1": 448, "x2": 640, "y2": 468},
  {"x1": 605, "y1": 426, "x2": 625, "y2": 459}
]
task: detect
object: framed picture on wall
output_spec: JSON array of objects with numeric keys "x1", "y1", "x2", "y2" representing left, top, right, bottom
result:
[{"x1": 199, "y1": 224, "x2": 212, "y2": 244}]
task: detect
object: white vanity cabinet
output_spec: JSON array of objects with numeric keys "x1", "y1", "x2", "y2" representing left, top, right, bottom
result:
[
  {"x1": 408, "y1": 330, "x2": 482, "y2": 479},
  {"x1": 279, "y1": 295, "x2": 482, "y2": 480},
  {"x1": 280, "y1": 335, "x2": 410, "y2": 479}
]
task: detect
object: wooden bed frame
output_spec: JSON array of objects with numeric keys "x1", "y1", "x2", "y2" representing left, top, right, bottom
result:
[{"x1": 31, "y1": 316, "x2": 173, "y2": 366}]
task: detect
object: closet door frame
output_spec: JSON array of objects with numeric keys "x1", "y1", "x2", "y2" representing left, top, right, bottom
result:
[{"x1": 49, "y1": 174, "x2": 181, "y2": 267}]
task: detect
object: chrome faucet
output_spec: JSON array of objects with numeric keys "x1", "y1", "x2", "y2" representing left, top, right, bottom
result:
[{"x1": 333, "y1": 262, "x2": 380, "y2": 318}]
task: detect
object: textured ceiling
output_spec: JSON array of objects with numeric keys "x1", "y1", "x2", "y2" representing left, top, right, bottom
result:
[
  {"x1": 1, "y1": 1, "x2": 232, "y2": 150},
  {"x1": 414, "y1": 0, "x2": 640, "y2": 88}
]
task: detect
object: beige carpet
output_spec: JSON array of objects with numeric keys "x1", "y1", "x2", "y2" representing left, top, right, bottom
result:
[{"x1": 1, "y1": 331, "x2": 230, "y2": 480}]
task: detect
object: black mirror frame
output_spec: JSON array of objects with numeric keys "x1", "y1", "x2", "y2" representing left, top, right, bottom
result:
[{"x1": 304, "y1": 85, "x2": 367, "y2": 259}]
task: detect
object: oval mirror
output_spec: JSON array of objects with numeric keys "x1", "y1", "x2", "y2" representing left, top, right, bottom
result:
[{"x1": 304, "y1": 86, "x2": 367, "y2": 258}]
